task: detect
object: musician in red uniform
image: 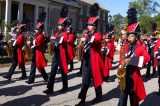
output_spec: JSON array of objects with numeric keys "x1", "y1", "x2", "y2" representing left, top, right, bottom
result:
[
  {"x1": 153, "y1": 28, "x2": 160, "y2": 95},
  {"x1": 26, "y1": 22, "x2": 48, "y2": 84},
  {"x1": 43, "y1": 6, "x2": 69, "y2": 94},
  {"x1": 102, "y1": 26, "x2": 115, "y2": 77},
  {"x1": 118, "y1": 8, "x2": 150, "y2": 106},
  {"x1": 77, "y1": 25, "x2": 89, "y2": 76},
  {"x1": 139, "y1": 30, "x2": 149, "y2": 47},
  {"x1": 76, "y1": 3, "x2": 109, "y2": 105},
  {"x1": 3, "y1": 24, "x2": 27, "y2": 80},
  {"x1": 66, "y1": 19, "x2": 76, "y2": 72},
  {"x1": 146, "y1": 23, "x2": 158, "y2": 78}
]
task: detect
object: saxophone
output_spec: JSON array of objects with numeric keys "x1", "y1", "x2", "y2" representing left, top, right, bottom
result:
[
  {"x1": 24, "y1": 34, "x2": 32, "y2": 61},
  {"x1": 4, "y1": 42, "x2": 13, "y2": 58},
  {"x1": 116, "y1": 40, "x2": 126, "y2": 91},
  {"x1": 77, "y1": 36, "x2": 84, "y2": 61},
  {"x1": 48, "y1": 41, "x2": 53, "y2": 56}
]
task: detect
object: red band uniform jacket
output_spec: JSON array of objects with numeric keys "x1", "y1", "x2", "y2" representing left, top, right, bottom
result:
[
  {"x1": 67, "y1": 33, "x2": 76, "y2": 61},
  {"x1": 34, "y1": 34, "x2": 47, "y2": 72},
  {"x1": 55, "y1": 32, "x2": 69, "y2": 74},
  {"x1": 125, "y1": 42, "x2": 150, "y2": 102},
  {"x1": 16, "y1": 34, "x2": 26, "y2": 68},
  {"x1": 86, "y1": 32, "x2": 109, "y2": 88}
]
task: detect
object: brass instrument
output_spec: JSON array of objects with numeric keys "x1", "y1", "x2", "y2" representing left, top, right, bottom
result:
[
  {"x1": 24, "y1": 43, "x2": 32, "y2": 61},
  {"x1": 48, "y1": 41, "x2": 53, "y2": 56},
  {"x1": 24, "y1": 34, "x2": 32, "y2": 61},
  {"x1": 77, "y1": 36, "x2": 84, "y2": 61},
  {"x1": 4, "y1": 42, "x2": 13, "y2": 58},
  {"x1": 116, "y1": 42, "x2": 126, "y2": 91}
]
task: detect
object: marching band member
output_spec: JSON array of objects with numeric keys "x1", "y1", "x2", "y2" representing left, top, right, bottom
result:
[
  {"x1": 76, "y1": 3, "x2": 109, "y2": 105},
  {"x1": 146, "y1": 23, "x2": 158, "y2": 78},
  {"x1": 43, "y1": 6, "x2": 69, "y2": 94},
  {"x1": 102, "y1": 27, "x2": 115, "y2": 77},
  {"x1": 76, "y1": 26, "x2": 89, "y2": 76},
  {"x1": 3, "y1": 24, "x2": 27, "y2": 80},
  {"x1": 118, "y1": 8, "x2": 150, "y2": 106},
  {"x1": 153, "y1": 28, "x2": 160, "y2": 95},
  {"x1": 66, "y1": 19, "x2": 76, "y2": 72},
  {"x1": 26, "y1": 22, "x2": 48, "y2": 84}
]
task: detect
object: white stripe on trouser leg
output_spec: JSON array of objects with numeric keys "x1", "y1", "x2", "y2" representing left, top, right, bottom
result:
[{"x1": 138, "y1": 56, "x2": 144, "y2": 67}]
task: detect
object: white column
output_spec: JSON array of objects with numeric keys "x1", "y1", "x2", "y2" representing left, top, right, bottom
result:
[
  {"x1": 44, "y1": 7, "x2": 48, "y2": 33},
  {"x1": 5, "y1": 0, "x2": 12, "y2": 34},
  {"x1": 5, "y1": 0, "x2": 11, "y2": 24},
  {"x1": 34, "y1": 5, "x2": 39, "y2": 24},
  {"x1": 17, "y1": 1, "x2": 24, "y2": 22}
]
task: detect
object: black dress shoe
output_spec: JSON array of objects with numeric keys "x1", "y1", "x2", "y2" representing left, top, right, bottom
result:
[
  {"x1": 59, "y1": 87, "x2": 68, "y2": 93},
  {"x1": 69, "y1": 69, "x2": 72, "y2": 72},
  {"x1": 151, "y1": 73, "x2": 156, "y2": 77},
  {"x1": 76, "y1": 72, "x2": 82, "y2": 76},
  {"x1": 19, "y1": 76, "x2": 27, "y2": 80},
  {"x1": 25, "y1": 81, "x2": 34, "y2": 84},
  {"x1": 44, "y1": 78, "x2": 48, "y2": 82},
  {"x1": 91, "y1": 97, "x2": 102, "y2": 104},
  {"x1": 43, "y1": 89, "x2": 53, "y2": 94},
  {"x1": 75, "y1": 100, "x2": 85, "y2": 106},
  {"x1": 3, "y1": 75, "x2": 11, "y2": 80},
  {"x1": 145, "y1": 74, "x2": 150, "y2": 79}
]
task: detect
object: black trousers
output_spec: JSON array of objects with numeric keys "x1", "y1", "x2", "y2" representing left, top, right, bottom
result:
[
  {"x1": 69, "y1": 60, "x2": 73, "y2": 70},
  {"x1": 78, "y1": 57, "x2": 102, "y2": 100},
  {"x1": 118, "y1": 91, "x2": 139, "y2": 106},
  {"x1": 146, "y1": 54, "x2": 156, "y2": 76},
  {"x1": 7, "y1": 46, "x2": 26, "y2": 78},
  {"x1": 118, "y1": 65, "x2": 139, "y2": 106},
  {"x1": 77, "y1": 60, "x2": 83, "y2": 74},
  {"x1": 28, "y1": 48, "x2": 48, "y2": 82},
  {"x1": 47, "y1": 52, "x2": 68, "y2": 90}
]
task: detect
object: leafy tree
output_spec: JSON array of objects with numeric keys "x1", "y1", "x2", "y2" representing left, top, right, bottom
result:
[
  {"x1": 128, "y1": 0, "x2": 160, "y2": 34},
  {"x1": 129, "y1": 0, "x2": 160, "y2": 18}
]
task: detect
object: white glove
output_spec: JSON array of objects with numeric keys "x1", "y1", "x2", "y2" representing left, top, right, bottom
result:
[
  {"x1": 33, "y1": 40, "x2": 36, "y2": 46},
  {"x1": 13, "y1": 40, "x2": 17, "y2": 46},
  {"x1": 22, "y1": 46, "x2": 25, "y2": 51},
  {"x1": 31, "y1": 46, "x2": 35, "y2": 49}
]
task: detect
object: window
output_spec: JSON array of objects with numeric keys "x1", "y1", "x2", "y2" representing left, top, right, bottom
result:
[
  {"x1": 79, "y1": 18, "x2": 82, "y2": 30},
  {"x1": 103, "y1": 12, "x2": 106, "y2": 20},
  {"x1": 80, "y1": 4, "x2": 83, "y2": 15},
  {"x1": 87, "y1": 5, "x2": 90, "y2": 16}
]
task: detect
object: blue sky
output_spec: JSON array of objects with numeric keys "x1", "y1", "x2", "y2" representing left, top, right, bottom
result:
[
  {"x1": 98, "y1": 0, "x2": 133, "y2": 16},
  {"x1": 98, "y1": 0, "x2": 160, "y2": 17}
]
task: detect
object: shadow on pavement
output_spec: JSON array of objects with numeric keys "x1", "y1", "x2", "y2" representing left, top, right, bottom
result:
[
  {"x1": 85, "y1": 87, "x2": 120, "y2": 106},
  {"x1": 140, "y1": 92, "x2": 160, "y2": 106},
  {"x1": 105, "y1": 74, "x2": 117, "y2": 82},
  {"x1": 2, "y1": 95, "x2": 50, "y2": 106},
  {"x1": 0, "y1": 82, "x2": 47, "y2": 96}
]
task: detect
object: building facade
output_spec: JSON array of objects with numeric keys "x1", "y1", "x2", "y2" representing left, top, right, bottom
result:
[
  {"x1": 77, "y1": 0, "x2": 109, "y2": 33},
  {"x1": 0, "y1": 0, "x2": 109, "y2": 34}
]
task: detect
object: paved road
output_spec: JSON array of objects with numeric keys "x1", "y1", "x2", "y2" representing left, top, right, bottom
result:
[{"x1": 0, "y1": 55, "x2": 160, "y2": 106}]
